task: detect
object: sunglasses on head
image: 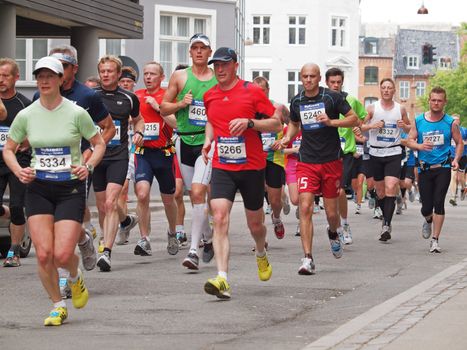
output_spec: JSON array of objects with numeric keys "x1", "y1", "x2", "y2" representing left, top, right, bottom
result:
[{"x1": 190, "y1": 33, "x2": 209, "y2": 41}]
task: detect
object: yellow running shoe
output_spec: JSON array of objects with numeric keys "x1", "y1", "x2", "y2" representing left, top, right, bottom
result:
[
  {"x1": 256, "y1": 254, "x2": 272, "y2": 281},
  {"x1": 204, "y1": 275, "x2": 231, "y2": 299},
  {"x1": 44, "y1": 307, "x2": 68, "y2": 326},
  {"x1": 70, "y1": 269, "x2": 89, "y2": 309},
  {"x1": 97, "y1": 237, "x2": 105, "y2": 253}
]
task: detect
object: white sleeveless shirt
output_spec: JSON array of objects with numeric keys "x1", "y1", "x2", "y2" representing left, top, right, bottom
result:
[{"x1": 369, "y1": 100, "x2": 403, "y2": 157}]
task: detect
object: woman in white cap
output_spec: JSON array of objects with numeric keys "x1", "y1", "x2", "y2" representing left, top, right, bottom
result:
[{"x1": 2, "y1": 56, "x2": 106, "y2": 326}]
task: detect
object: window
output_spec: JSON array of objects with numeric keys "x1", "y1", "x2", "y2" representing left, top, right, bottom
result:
[
  {"x1": 99, "y1": 39, "x2": 125, "y2": 57},
  {"x1": 331, "y1": 16, "x2": 347, "y2": 47},
  {"x1": 439, "y1": 57, "x2": 452, "y2": 69},
  {"x1": 252, "y1": 70, "x2": 270, "y2": 81},
  {"x1": 415, "y1": 81, "x2": 426, "y2": 97},
  {"x1": 159, "y1": 13, "x2": 208, "y2": 78},
  {"x1": 364, "y1": 66, "x2": 378, "y2": 84},
  {"x1": 407, "y1": 56, "x2": 419, "y2": 69},
  {"x1": 364, "y1": 97, "x2": 378, "y2": 107},
  {"x1": 16, "y1": 38, "x2": 49, "y2": 81},
  {"x1": 287, "y1": 71, "x2": 303, "y2": 102},
  {"x1": 399, "y1": 81, "x2": 410, "y2": 99},
  {"x1": 364, "y1": 38, "x2": 378, "y2": 55},
  {"x1": 252, "y1": 15, "x2": 270, "y2": 45},
  {"x1": 288, "y1": 16, "x2": 306, "y2": 45}
]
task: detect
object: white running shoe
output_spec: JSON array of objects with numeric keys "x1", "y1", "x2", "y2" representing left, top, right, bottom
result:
[
  {"x1": 430, "y1": 239, "x2": 441, "y2": 253},
  {"x1": 298, "y1": 257, "x2": 315, "y2": 275}
]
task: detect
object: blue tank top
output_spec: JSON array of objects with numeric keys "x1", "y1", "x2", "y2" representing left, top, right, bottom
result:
[
  {"x1": 450, "y1": 126, "x2": 467, "y2": 157},
  {"x1": 415, "y1": 113, "x2": 453, "y2": 167}
]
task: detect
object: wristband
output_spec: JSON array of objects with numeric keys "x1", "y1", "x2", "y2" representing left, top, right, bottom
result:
[{"x1": 135, "y1": 131, "x2": 144, "y2": 138}]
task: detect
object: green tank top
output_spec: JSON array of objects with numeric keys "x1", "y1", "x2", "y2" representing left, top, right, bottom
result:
[{"x1": 176, "y1": 67, "x2": 217, "y2": 146}]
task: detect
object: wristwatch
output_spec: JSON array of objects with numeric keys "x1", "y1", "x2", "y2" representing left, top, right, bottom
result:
[
  {"x1": 135, "y1": 131, "x2": 144, "y2": 138},
  {"x1": 85, "y1": 163, "x2": 94, "y2": 174},
  {"x1": 247, "y1": 119, "x2": 255, "y2": 129}
]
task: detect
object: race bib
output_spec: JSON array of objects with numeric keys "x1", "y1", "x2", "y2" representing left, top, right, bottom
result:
[
  {"x1": 261, "y1": 133, "x2": 276, "y2": 152},
  {"x1": 300, "y1": 103, "x2": 325, "y2": 130},
  {"x1": 35, "y1": 147, "x2": 72, "y2": 181},
  {"x1": 0, "y1": 126, "x2": 9, "y2": 149},
  {"x1": 340, "y1": 137, "x2": 346, "y2": 151},
  {"x1": 98, "y1": 120, "x2": 121, "y2": 146},
  {"x1": 422, "y1": 130, "x2": 445, "y2": 146},
  {"x1": 217, "y1": 136, "x2": 247, "y2": 164},
  {"x1": 355, "y1": 144, "x2": 364, "y2": 155},
  {"x1": 188, "y1": 100, "x2": 207, "y2": 126},
  {"x1": 377, "y1": 123, "x2": 397, "y2": 142},
  {"x1": 292, "y1": 137, "x2": 301, "y2": 148},
  {"x1": 144, "y1": 122, "x2": 160, "y2": 141}
]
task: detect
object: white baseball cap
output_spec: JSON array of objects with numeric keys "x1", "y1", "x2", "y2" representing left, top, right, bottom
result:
[
  {"x1": 189, "y1": 33, "x2": 211, "y2": 47},
  {"x1": 33, "y1": 56, "x2": 64, "y2": 76}
]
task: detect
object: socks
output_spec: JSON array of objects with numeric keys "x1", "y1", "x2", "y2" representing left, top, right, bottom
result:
[
  {"x1": 54, "y1": 300, "x2": 67, "y2": 309},
  {"x1": 120, "y1": 215, "x2": 131, "y2": 227},
  {"x1": 103, "y1": 247, "x2": 111, "y2": 258},
  {"x1": 175, "y1": 225, "x2": 184, "y2": 233},
  {"x1": 341, "y1": 217, "x2": 348, "y2": 226},
  {"x1": 190, "y1": 203, "x2": 208, "y2": 252},
  {"x1": 383, "y1": 196, "x2": 396, "y2": 226},
  {"x1": 218, "y1": 271, "x2": 228, "y2": 280},
  {"x1": 327, "y1": 229, "x2": 338, "y2": 240}
]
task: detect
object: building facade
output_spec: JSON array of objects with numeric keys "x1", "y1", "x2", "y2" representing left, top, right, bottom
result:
[
  {"x1": 393, "y1": 28, "x2": 460, "y2": 118},
  {"x1": 358, "y1": 36, "x2": 394, "y2": 107},
  {"x1": 244, "y1": 0, "x2": 361, "y2": 104}
]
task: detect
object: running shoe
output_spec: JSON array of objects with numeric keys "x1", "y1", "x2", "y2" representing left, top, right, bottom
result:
[
  {"x1": 87, "y1": 223, "x2": 97, "y2": 239},
  {"x1": 373, "y1": 207, "x2": 383, "y2": 220},
  {"x1": 182, "y1": 251, "x2": 199, "y2": 270},
  {"x1": 422, "y1": 221, "x2": 432, "y2": 239},
  {"x1": 329, "y1": 237, "x2": 343, "y2": 259},
  {"x1": 368, "y1": 197, "x2": 375, "y2": 210},
  {"x1": 44, "y1": 307, "x2": 68, "y2": 326},
  {"x1": 204, "y1": 275, "x2": 231, "y2": 299},
  {"x1": 202, "y1": 240, "x2": 214, "y2": 263},
  {"x1": 355, "y1": 204, "x2": 361, "y2": 215},
  {"x1": 327, "y1": 227, "x2": 344, "y2": 259},
  {"x1": 313, "y1": 203, "x2": 320, "y2": 214},
  {"x1": 272, "y1": 214, "x2": 285, "y2": 239},
  {"x1": 134, "y1": 237, "x2": 152, "y2": 256},
  {"x1": 449, "y1": 198, "x2": 457, "y2": 207},
  {"x1": 295, "y1": 224, "x2": 301, "y2": 237},
  {"x1": 430, "y1": 239, "x2": 441, "y2": 253},
  {"x1": 97, "y1": 237, "x2": 105, "y2": 253},
  {"x1": 342, "y1": 224, "x2": 353, "y2": 245},
  {"x1": 59, "y1": 277, "x2": 71, "y2": 299},
  {"x1": 167, "y1": 232, "x2": 179, "y2": 255},
  {"x1": 176, "y1": 231, "x2": 188, "y2": 247},
  {"x1": 265, "y1": 204, "x2": 271, "y2": 215},
  {"x1": 69, "y1": 269, "x2": 89, "y2": 309},
  {"x1": 298, "y1": 257, "x2": 315, "y2": 275},
  {"x1": 116, "y1": 214, "x2": 138, "y2": 245},
  {"x1": 337, "y1": 227, "x2": 345, "y2": 245},
  {"x1": 408, "y1": 190, "x2": 415, "y2": 203},
  {"x1": 97, "y1": 251, "x2": 111, "y2": 272},
  {"x1": 256, "y1": 254, "x2": 272, "y2": 281},
  {"x1": 79, "y1": 229, "x2": 97, "y2": 271},
  {"x1": 283, "y1": 195, "x2": 291, "y2": 215},
  {"x1": 379, "y1": 225, "x2": 392, "y2": 242},
  {"x1": 461, "y1": 188, "x2": 466, "y2": 201},
  {"x1": 3, "y1": 252, "x2": 20, "y2": 267}
]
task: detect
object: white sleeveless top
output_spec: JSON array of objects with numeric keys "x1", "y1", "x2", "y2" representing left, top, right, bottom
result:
[{"x1": 369, "y1": 100, "x2": 403, "y2": 157}]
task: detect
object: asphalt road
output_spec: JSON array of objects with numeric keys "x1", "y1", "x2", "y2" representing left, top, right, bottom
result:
[{"x1": 1, "y1": 195, "x2": 466, "y2": 350}]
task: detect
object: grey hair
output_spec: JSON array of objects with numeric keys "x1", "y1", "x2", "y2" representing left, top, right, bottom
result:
[{"x1": 49, "y1": 44, "x2": 78, "y2": 63}]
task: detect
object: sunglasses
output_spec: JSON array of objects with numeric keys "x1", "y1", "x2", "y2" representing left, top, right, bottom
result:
[
  {"x1": 190, "y1": 33, "x2": 209, "y2": 41},
  {"x1": 62, "y1": 62, "x2": 71, "y2": 69}
]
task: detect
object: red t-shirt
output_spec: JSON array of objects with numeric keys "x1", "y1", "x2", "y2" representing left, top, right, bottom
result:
[
  {"x1": 204, "y1": 79, "x2": 276, "y2": 171},
  {"x1": 135, "y1": 88, "x2": 173, "y2": 149},
  {"x1": 283, "y1": 125, "x2": 302, "y2": 160}
]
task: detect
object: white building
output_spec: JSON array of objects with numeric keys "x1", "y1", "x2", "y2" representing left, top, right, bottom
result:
[{"x1": 245, "y1": 0, "x2": 361, "y2": 104}]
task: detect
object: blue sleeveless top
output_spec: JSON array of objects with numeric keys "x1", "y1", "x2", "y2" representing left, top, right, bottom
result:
[{"x1": 415, "y1": 113, "x2": 453, "y2": 167}]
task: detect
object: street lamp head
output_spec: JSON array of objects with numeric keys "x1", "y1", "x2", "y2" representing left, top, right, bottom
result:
[{"x1": 417, "y1": 2, "x2": 428, "y2": 14}]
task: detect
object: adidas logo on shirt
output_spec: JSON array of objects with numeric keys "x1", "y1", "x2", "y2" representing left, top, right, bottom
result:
[{"x1": 222, "y1": 96, "x2": 229, "y2": 102}]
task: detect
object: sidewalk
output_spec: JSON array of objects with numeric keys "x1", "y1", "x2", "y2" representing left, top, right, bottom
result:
[
  {"x1": 384, "y1": 287, "x2": 467, "y2": 350},
  {"x1": 304, "y1": 257, "x2": 467, "y2": 350}
]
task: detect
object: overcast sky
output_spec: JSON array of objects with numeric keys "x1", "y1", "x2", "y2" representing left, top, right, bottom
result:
[{"x1": 360, "y1": 0, "x2": 466, "y2": 25}]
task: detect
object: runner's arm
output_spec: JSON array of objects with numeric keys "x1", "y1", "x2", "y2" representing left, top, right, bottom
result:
[
  {"x1": 0, "y1": 99, "x2": 6, "y2": 120},
  {"x1": 160, "y1": 71, "x2": 189, "y2": 116}
]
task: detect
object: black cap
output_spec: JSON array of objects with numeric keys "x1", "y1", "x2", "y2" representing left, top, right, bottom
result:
[{"x1": 208, "y1": 47, "x2": 237, "y2": 65}]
